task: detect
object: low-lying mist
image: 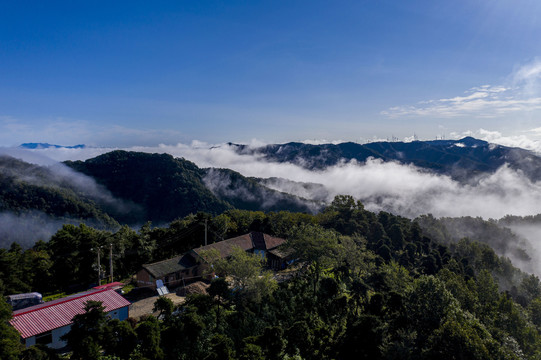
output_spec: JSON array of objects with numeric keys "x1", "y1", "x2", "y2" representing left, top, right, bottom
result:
[
  {"x1": 502, "y1": 224, "x2": 541, "y2": 276},
  {"x1": 15, "y1": 142, "x2": 541, "y2": 219},
  {"x1": 0, "y1": 211, "x2": 105, "y2": 249},
  {"x1": 10, "y1": 142, "x2": 541, "y2": 276},
  {"x1": 0, "y1": 149, "x2": 139, "y2": 217}
]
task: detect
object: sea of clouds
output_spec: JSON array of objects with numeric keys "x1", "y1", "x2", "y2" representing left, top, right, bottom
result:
[
  {"x1": 5, "y1": 136, "x2": 541, "y2": 220},
  {"x1": 5, "y1": 135, "x2": 541, "y2": 276}
]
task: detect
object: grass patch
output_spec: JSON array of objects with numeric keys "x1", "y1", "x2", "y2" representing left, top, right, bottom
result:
[
  {"x1": 43, "y1": 293, "x2": 66, "y2": 302},
  {"x1": 122, "y1": 283, "x2": 135, "y2": 294}
]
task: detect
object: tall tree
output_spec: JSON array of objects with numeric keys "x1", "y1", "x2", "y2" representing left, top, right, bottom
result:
[
  {"x1": 62, "y1": 300, "x2": 107, "y2": 360},
  {"x1": 0, "y1": 297, "x2": 23, "y2": 360},
  {"x1": 288, "y1": 224, "x2": 342, "y2": 295},
  {"x1": 102, "y1": 319, "x2": 138, "y2": 359},
  {"x1": 213, "y1": 247, "x2": 277, "y2": 303}
]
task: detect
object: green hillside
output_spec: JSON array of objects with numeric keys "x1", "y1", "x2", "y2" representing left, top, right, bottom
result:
[
  {"x1": 0, "y1": 156, "x2": 117, "y2": 227},
  {"x1": 65, "y1": 151, "x2": 232, "y2": 224},
  {"x1": 65, "y1": 151, "x2": 319, "y2": 225}
]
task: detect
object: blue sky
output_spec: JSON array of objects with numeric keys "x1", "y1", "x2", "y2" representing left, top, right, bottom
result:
[{"x1": 2, "y1": 0, "x2": 541, "y2": 147}]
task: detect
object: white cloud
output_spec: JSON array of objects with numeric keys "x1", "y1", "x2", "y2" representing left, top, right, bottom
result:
[
  {"x1": 513, "y1": 58, "x2": 541, "y2": 86},
  {"x1": 449, "y1": 128, "x2": 541, "y2": 153},
  {"x1": 383, "y1": 59, "x2": 541, "y2": 119},
  {"x1": 299, "y1": 139, "x2": 348, "y2": 145},
  {"x1": 14, "y1": 139, "x2": 541, "y2": 220}
]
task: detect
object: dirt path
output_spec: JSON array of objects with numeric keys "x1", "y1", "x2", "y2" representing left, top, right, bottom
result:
[{"x1": 129, "y1": 292, "x2": 185, "y2": 319}]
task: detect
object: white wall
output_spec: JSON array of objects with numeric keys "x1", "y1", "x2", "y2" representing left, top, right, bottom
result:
[{"x1": 23, "y1": 306, "x2": 129, "y2": 349}]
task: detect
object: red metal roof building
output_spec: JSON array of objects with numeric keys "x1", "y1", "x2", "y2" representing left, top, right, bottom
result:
[
  {"x1": 9, "y1": 288, "x2": 130, "y2": 349},
  {"x1": 93, "y1": 281, "x2": 125, "y2": 292}
]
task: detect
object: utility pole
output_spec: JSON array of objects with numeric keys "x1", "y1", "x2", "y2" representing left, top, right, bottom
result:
[
  {"x1": 204, "y1": 219, "x2": 208, "y2": 246},
  {"x1": 97, "y1": 247, "x2": 101, "y2": 286},
  {"x1": 109, "y1": 243, "x2": 113, "y2": 283}
]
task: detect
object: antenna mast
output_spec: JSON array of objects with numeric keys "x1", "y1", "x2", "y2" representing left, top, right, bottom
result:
[
  {"x1": 109, "y1": 243, "x2": 113, "y2": 283},
  {"x1": 97, "y1": 247, "x2": 101, "y2": 286}
]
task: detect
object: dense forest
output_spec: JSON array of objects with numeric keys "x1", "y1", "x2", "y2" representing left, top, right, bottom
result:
[
  {"x1": 2, "y1": 195, "x2": 541, "y2": 359},
  {"x1": 0, "y1": 156, "x2": 118, "y2": 228},
  {"x1": 65, "y1": 151, "x2": 316, "y2": 224},
  {"x1": 0, "y1": 152, "x2": 321, "y2": 247}
]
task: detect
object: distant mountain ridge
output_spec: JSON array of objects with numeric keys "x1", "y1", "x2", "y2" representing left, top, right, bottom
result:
[
  {"x1": 19, "y1": 143, "x2": 86, "y2": 149},
  {"x1": 230, "y1": 137, "x2": 541, "y2": 181}
]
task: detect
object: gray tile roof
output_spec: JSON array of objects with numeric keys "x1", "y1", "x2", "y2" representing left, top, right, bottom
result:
[
  {"x1": 142, "y1": 255, "x2": 188, "y2": 278},
  {"x1": 142, "y1": 232, "x2": 287, "y2": 277},
  {"x1": 192, "y1": 232, "x2": 286, "y2": 258}
]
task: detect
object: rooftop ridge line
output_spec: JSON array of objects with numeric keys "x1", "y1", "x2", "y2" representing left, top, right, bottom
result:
[{"x1": 12, "y1": 288, "x2": 110, "y2": 317}]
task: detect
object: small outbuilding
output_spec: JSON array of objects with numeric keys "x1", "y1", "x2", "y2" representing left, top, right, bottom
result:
[
  {"x1": 136, "y1": 253, "x2": 199, "y2": 290},
  {"x1": 6, "y1": 292, "x2": 43, "y2": 311}
]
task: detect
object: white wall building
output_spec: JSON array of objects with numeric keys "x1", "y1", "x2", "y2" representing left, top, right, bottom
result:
[{"x1": 9, "y1": 288, "x2": 130, "y2": 350}]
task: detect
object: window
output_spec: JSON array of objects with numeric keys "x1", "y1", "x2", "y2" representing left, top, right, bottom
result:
[{"x1": 36, "y1": 331, "x2": 52, "y2": 345}]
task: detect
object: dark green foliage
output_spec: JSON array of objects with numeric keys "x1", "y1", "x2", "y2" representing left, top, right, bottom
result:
[
  {"x1": 21, "y1": 345, "x2": 61, "y2": 360},
  {"x1": 287, "y1": 224, "x2": 341, "y2": 295},
  {"x1": 338, "y1": 315, "x2": 384, "y2": 359},
  {"x1": 0, "y1": 297, "x2": 23, "y2": 360},
  {"x1": 0, "y1": 156, "x2": 118, "y2": 247},
  {"x1": 6, "y1": 195, "x2": 541, "y2": 359},
  {"x1": 239, "y1": 343, "x2": 264, "y2": 360},
  {"x1": 208, "y1": 277, "x2": 230, "y2": 302},
  {"x1": 48, "y1": 224, "x2": 109, "y2": 291},
  {"x1": 318, "y1": 194, "x2": 368, "y2": 235},
  {"x1": 203, "y1": 168, "x2": 319, "y2": 213},
  {"x1": 160, "y1": 306, "x2": 208, "y2": 359},
  {"x1": 153, "y1": 297, "x2": 175, "y2": 320},
  {"x1": 62, "y1": 300, "x2": 108, "y2": 360},
  {"x1": 205, "y1": 334, "x2": 235, "y2": 360},
  {"x1": 424, "y1": 317, "x2": 493, "y2": 360},
  {"x1": 64, "y1": 151, "x2": 321, "y2": 226},
  {"x1": 66, "y1": 151, "x2": 232, "y2": 224},
  {"x1": 136, "y1": 316, "x2": 164, "y2": 360},
  {"x1": 0, "y1": 156, "x2": 113, "y2": 225},
  {"x1": 102, "y1": 319, "x2": 138, "y2": 359}
]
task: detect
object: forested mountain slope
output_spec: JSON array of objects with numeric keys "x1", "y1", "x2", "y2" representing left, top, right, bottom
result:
[
  {"x1": 65, "y1": 151, "x2": 231, "y2": 224},
  {"x1": 202, "y1": 168, "x2": 320, "y2": 214},
  {"x1": 65, "y1": 151, "x2": 317, "y2": 225},
  {"x1": 0, "y1": 151, "x2": 320, "y2": 247},
  {"x1": 0, "y1": 156, "x2": 118, "y2": 247},
  {"x1": 0, "y1": 156, "x2": 115, "y2": 223}
]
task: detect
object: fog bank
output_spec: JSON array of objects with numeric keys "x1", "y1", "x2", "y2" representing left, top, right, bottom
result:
[{"x1": 11, "y1": 143, "x2": 541, "y2": 219}]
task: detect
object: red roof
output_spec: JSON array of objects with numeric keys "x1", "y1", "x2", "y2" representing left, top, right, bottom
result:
[
  {"x1": 93, "y1": 281, "x2": 124, "y2": 290},
  {"x1": 9, "y1": 289, "x2": 131, "y2": 339}
]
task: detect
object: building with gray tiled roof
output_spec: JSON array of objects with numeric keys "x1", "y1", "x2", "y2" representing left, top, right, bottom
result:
[{"x1": 136, "y1": 232, "x2": 288, "y2": 290}]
